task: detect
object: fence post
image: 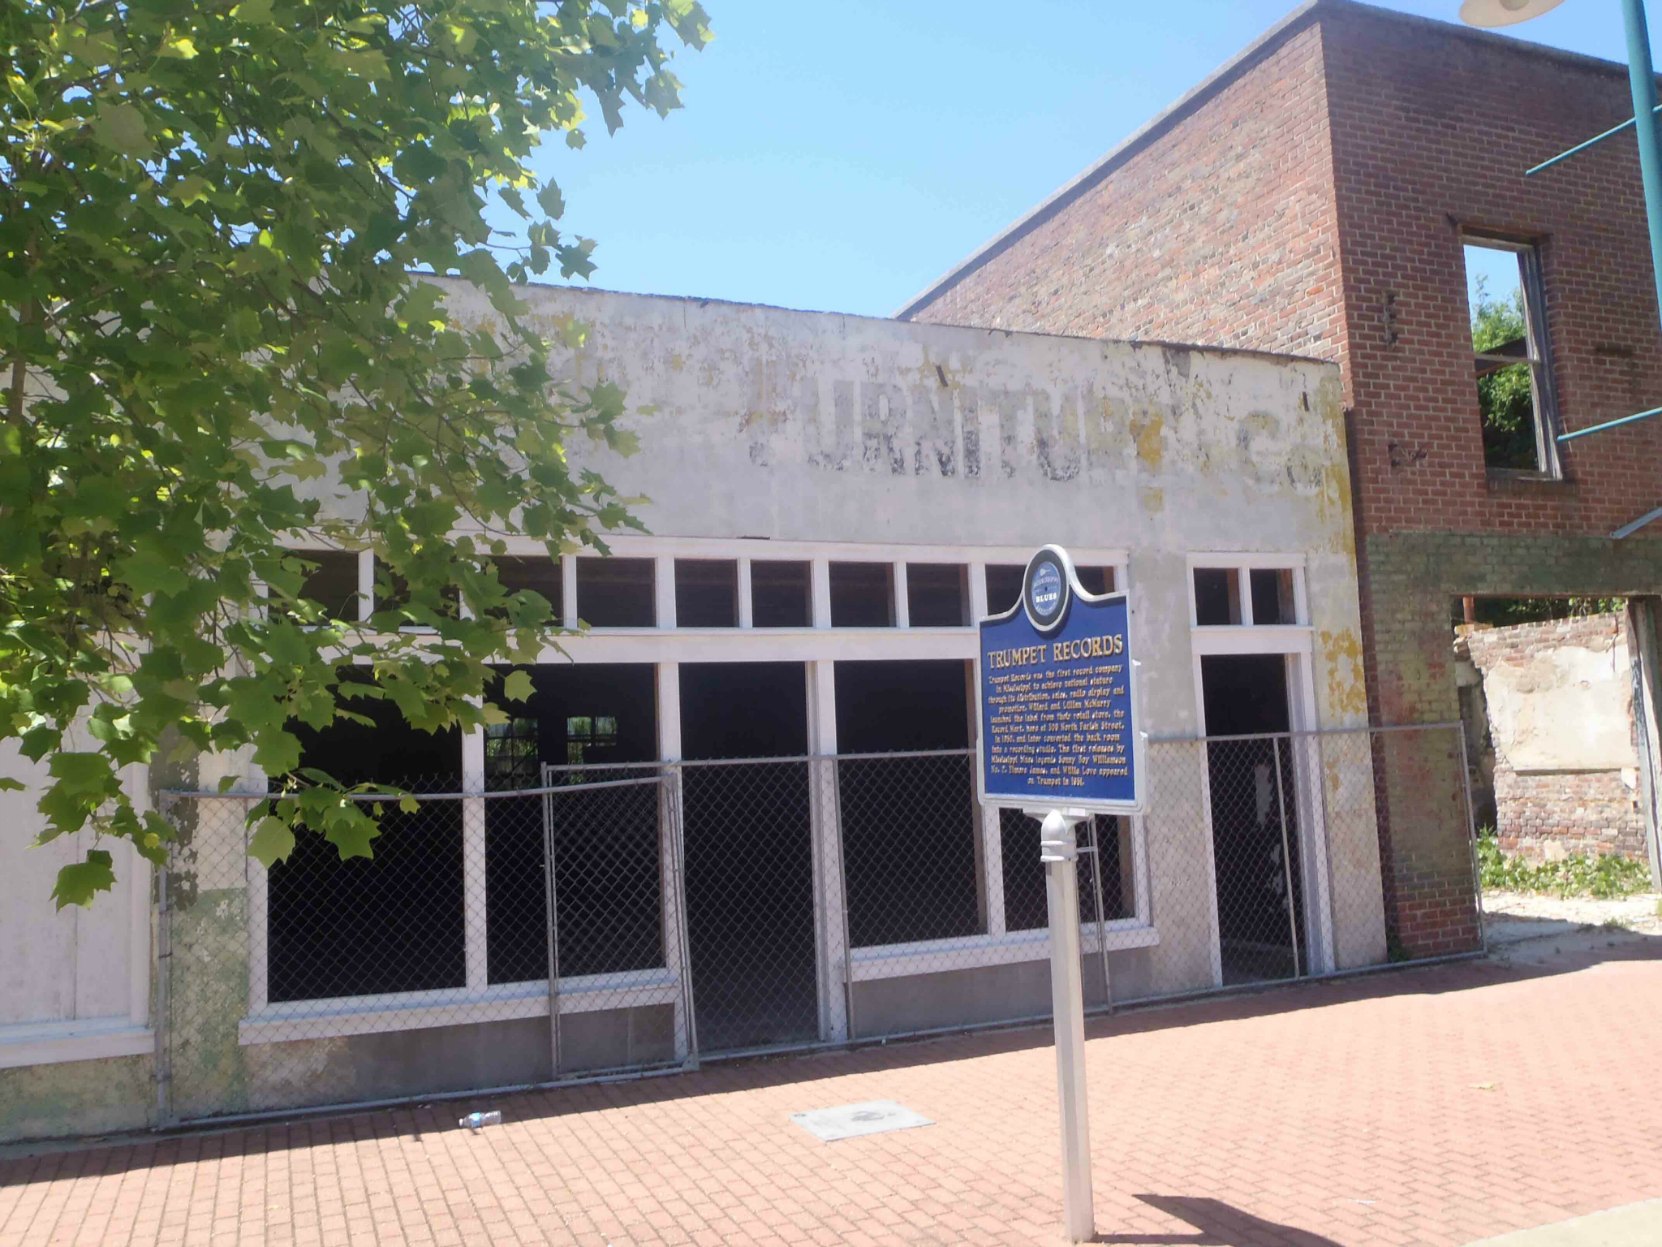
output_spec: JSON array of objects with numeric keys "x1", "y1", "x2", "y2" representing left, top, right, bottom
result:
[
  {"x1": 806, "y1": 664, "x2": 849, "y2": 1044},
  {"x1": 1084, "y1": 817, "x2": 1113, "y2": 1011},
  {"x1": 539, "y1": 766, "x2": 562, "y2": 1079},
  {"x1": 1454, "y1": 728, "x2": 1488, "y2": 954},
  {"x1": 1272, "y1": 738, "x2": 1301, "y2": 980},
  {"x1": 666, "y1": 767, "x2": 699, "y2": 1066},
  {"x1": 1039, "y1": 810, "x2": 1095, "y2": 1243},
  {"x1": 153, "y1": 796, "x2": 175, "y2": 1129}
]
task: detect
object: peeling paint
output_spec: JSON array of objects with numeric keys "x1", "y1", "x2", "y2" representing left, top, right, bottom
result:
[
  {"x1": 1130, "y1": 408, "x2": 1165, "y2": 470},
  {"x1": 1318, "y1": 628, "x2": 1370, "y2": 718}
]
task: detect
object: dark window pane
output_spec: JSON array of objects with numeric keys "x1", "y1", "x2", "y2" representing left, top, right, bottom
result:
[
  {"x1": 751, "y1": 560, "x2": 812, "y2": 628},
  {"x1": 268, "y1": 693, "x2": 462, "y2": 1001},
  {"x1": 835, "y1": 661, "x2": 979, "y2": 947},
  {"x1": 1250, "y1": 568, "x2": 1297, "y2": 626},
  {"x1": 830, "y1": 562, "x2": 893, "y2": 627},
  {"x1": 576, "y1": 557, "x2": 655, "y2": 627},
  {"x1": 1000, "y1": 809, "x2": 1047, "y2": 932},
  {"x1": 1002, "y1": 811, "x2": 1134, "y2": 931},
  {"x1": 986, "y1": 564, "x2": 1024, "y2": 616},
  {"x1": 906, "y1": 563, "x2": 968, "y2": 627},
  {"x1": 295, "y1": 550, "x2": 361, "y2": 621},
  {"x1": 675, "y1": 559, "x2": 738, "y2": 628},
  {"x1": 1193, "y1": 568, "x2": 1241, "y2": 625},
  {"x1": 1078, "y1": 815, "x2": 1134, "y2": 923},
  {"x1": 1076, "y1": 566, "x2": 1115, "y2": 596},
  {"x1": 491, "y1": 555, "x2": 561, "y2": 622}
]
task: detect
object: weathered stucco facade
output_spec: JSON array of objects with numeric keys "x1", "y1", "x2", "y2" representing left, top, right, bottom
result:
[{"x1": 4, "y1": 285, "x2": 1379, "y2": 1140}]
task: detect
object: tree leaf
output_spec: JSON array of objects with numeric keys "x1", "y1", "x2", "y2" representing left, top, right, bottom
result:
[
  {"x1": 248, "y1": 816, "x2": 297, "y2": 867},
  {"x1": 53, "y1": 851, "x2": 117, "y2": 909},
  {"x1": 91, "y1": 103, "x2": 149, "y2": 157},
  {"x1": 502, "y1": 669, "x2": 534, "y2": 703}
]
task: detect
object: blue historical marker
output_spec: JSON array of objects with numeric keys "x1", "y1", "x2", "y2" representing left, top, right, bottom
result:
[{"x1": 976, "y1": 546, "x2": 1142, "y2": 813}]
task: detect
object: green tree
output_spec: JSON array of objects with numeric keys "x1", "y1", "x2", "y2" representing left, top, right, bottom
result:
[
  {"x1": 1470, "y1": 277, "x2": 1537, "y2": 469},
  {"x1": 1, "y1": 0, "x2": 709, "y2": 904}
]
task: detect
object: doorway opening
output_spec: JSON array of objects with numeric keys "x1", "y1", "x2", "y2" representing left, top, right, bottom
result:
[
  {"x1": 483, "y1": 664, "x2": 659, "y2": 987},
  {"x1": 678, "y1": 662, "x2": 817, "y2": 1053},
  {"x1": 1200, "y1": 653, "x2": 1306, "y2": 985}
]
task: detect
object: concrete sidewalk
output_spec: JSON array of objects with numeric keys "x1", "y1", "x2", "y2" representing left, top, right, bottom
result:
[{"x1": 3, "y1": 932, "x2": 1660, "y2": 1246}]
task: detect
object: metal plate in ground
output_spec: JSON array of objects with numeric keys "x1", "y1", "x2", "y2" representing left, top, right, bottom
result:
[{"x1": 789, "y1": 1100, "x2": 934, "y2": 1142}]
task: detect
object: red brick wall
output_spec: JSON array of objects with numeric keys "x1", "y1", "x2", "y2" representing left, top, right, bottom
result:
[
  {"x1": 905, "y1": 19, "x2": 1348, "y2": 363},
  {"x1": 1321, "y1": 4, "x2": 1662, "y2": 540}
]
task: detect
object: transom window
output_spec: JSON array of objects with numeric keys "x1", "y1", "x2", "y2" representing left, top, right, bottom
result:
[{"x1": 1191, "y1": 558, "x2": 1305, "y2": 628}]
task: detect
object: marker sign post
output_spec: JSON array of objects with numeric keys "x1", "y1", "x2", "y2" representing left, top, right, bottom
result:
[{"x1": 974, "y1": 546, "x2": 1143, "y2": 1244}]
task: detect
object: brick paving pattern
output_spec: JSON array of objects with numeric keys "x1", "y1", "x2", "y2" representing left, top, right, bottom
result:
[{"x1": 4, "y1": 939, "x2": 1660, "y2": 1246}]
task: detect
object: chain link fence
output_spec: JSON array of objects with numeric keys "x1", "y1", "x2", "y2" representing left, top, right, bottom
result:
[{"x1": 157, "y1": 724, "x2": 1480, "y2": 1125}]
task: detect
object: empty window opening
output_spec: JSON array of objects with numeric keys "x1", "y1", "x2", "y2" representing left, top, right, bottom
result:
[
  {"x1": 1250, "y1": 568, "x2": 1298, "y2": 626},
  {"x1": 1001, "y1": 814, "x2": 1133, "y2": 933},
  {"x1": 490, "y1": 555, "x2": 561, "y2": 622},
  {"x1": 830, "y1": 562, "x2": 894, "y2": 627},
  {"x1": 985, "y1": 564, "x2": 1025, "y2": 616},
  {"x1": 1200, "y1": 653, "x2": 1306, "y2": 987},
  {"x1": 750, "y1": 560, "x2": 812, "y2": 628},
  {"x1": 678, "y1": 663, "x2": 816, "y2": 1051},
  {"x1": 1465, "y1": 236, "x2": 1557, "y2": 474},
  {"x1": 835, "y1": 660, "x2": 981, "y2": 946},
  {"x1": 576, "y1": 557, "x2": 655, "y2": 627},
  {"x1": 1193, "y1": 568, "x2": 1242, "y2": 625},
  {"x1": 484, "y1": 664, "x2": 658, "y2": 986},
  {"x1": 267, "y1": 689, "x2": 462, "y2": 1002},
  {"x1": 675, "y1": 559, "x2": 739, "y2": 628},
  {"x1": 906, "y1": 564, "x2": 969, "y2": 627},
  {"x1": 291, "y1": 550, "x2": 362, "y2": 622}
]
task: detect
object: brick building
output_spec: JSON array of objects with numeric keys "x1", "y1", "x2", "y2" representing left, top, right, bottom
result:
[{"x1": 901, "y1": 0, "x2": 1662, "y2": 955}]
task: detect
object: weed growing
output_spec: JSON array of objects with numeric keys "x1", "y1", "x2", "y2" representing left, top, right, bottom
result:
[{"x1": 1476, "y1": 832, "x2": 1652, "y2": 899}]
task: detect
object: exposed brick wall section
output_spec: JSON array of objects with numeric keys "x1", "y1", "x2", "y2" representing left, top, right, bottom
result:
[
  {"x1": 1368, "y1": 534, "x2": 1661, "y2": 949},
  {"x1": 904, "y1": 19, "x2": 1349, "y2": 363},
  {"x1": 1321, "y1": 4, "x2": 1662, "y2": 541},
  {"x1": 1463, "y1": 613, "x2": 1647, "y2": 862},
  {"x1": 1492, "y1": 769, "x2": 1646, "y2": 860}
]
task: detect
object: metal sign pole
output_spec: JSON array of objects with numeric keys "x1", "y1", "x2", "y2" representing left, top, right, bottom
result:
[
  {"x1": 978, "y1": 546, "x2": 1137, "y2": 1244},
  {"x1": 1039, "y1": 809, "x2": 1095, "y2": 1243}
]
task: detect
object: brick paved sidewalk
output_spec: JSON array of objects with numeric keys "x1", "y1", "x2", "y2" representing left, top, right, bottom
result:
[{"x1": 4, "y1": 935, "x2": 1661, "y2": 1247}]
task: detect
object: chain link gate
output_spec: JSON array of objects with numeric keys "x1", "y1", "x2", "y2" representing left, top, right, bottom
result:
[
  {"x1": 156, "y1": 724, "x2": 1483, "y2": 1125},
  {"x1": 537, "y1": 764, "x2": 696, "y2": 1080}
]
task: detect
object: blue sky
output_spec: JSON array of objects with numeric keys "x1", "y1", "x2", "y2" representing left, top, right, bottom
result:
[{"x1": 524, "y1": 0, "x2": 1647, "y2": 319}]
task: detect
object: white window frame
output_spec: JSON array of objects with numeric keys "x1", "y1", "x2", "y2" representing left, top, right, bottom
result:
[
  {"x1": 1462, "y1": 232, "x2": 1563, "y2": 480},
  {"x1": 244, "y1": 537, "x2": 1154, "y2": 1046},
  {"x1": 1186, "y1": 553, "x2": 1337, "y2": 984}
]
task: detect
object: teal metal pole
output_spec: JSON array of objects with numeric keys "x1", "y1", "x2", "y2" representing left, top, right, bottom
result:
[
  {"x1": 1527, "y1": 104, "x2": 1662, "y2": 176},
  {"x1": 1558, "y1": 403, "x2": 1662, "y2": 441},
  {"x1": 1621, "y1": 0, "x2": 1662, "y2": 327}
]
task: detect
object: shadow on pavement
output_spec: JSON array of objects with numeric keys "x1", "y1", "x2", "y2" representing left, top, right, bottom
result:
[
  {"x1": 1093, "y1": 1193, "x2": 1342, "y2": 1245},
  {"x1": 3, "y1": 926, "x2": 1658, "y2": 1178}
]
